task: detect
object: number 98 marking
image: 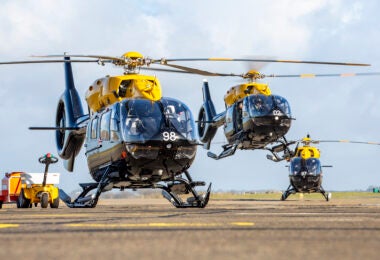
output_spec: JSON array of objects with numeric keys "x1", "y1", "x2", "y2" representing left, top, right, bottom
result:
[
  {"x1": 273, "y1": 110, "x2": 281, "y2": 116},
  {"x1": 163, "y1": 131, "x2": 177, "y2": 141}
]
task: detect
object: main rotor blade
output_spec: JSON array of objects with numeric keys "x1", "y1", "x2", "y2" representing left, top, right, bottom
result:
[
  {"x1": 32, "y1": 54, "x2": 124, "y2": 62},
  {"x1": 159, "y1": 63, "x2": 242, "y2": 77},
  {"x1": 0, "y1": 59, "x2": 105, "y2": 65},
  {"x1": 160, "y1": 58, "x2": 370, "y2": 67},
  {"x1": 294, "y1": 137, "x2": 380, "y2": 146},
  {"x1": 143, "y1": 67, "x2": 243, "y2": 78},
  {"x1": 142, "y1": 67, "x2": 196, "y2": 74},
  {"x1": 142, "y1": 66, "x2": 380, "y2": 81},
  {"x1": 318, "y1": 140, "x2": 380, "y2": 145},
  {"x1": 264, "y1": 72, "x2": 380, "y2": 78}
]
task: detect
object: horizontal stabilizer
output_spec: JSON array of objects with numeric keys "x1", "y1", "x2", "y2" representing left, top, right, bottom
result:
[{"x1": 29, "y1": 126, "x2": 80, "y2": 130}]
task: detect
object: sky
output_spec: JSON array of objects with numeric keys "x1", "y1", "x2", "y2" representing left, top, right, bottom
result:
[{"x1": 0, "y1": 0, "x2": 380, "y2": 194}]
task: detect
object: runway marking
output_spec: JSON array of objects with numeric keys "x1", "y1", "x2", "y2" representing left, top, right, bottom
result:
[
  {"x1": 65, "y1": 222, "x2": 255, "y2": 228},
  {"x1": 0, "y1": 224, "x2": 19, "y2": 229},
  {"x1": 22, "y1": 214, "x2": 91, "y2": 218},
  {"x1": 236, "y1": 212, "x2": 379, "y2": 216},
  {"x1": 231, "y1": 222, "x2": 255, "y2": 226}
]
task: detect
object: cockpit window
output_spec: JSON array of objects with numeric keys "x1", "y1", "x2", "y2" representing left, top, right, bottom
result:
[
  {"x1": 122, "y1": 100, "x2": 162, "y2": 141},
  {"x1": 120, "y1": 98, "x2": 197, "y2": 142},
  {"x1": 289, "y1": 157, "x2": 321, "y2": 176},
  {"x1": 273, "y1": 95, "x2": 291, "y2": 116},
  {"x1": 306, "y1": 158, "x2": 321, "y2": 174},
  {"x1": 160, "y1": 98, "x2": 197, "y2": 141},
  {"x1": 247, "y1": 94, "x2": 273, "y2": 117},
  {"x1": 247, "y1": 94, "x2": 291, "y2": 117}
]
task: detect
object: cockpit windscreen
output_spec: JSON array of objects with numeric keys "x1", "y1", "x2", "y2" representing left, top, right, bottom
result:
[
  {"x1": 120, "y1": 98, "x2": 197, "y2": 142},
  {"x1": 247, "y1": 94, "x2": 291, "y2": 117},
  {"x1": 289, "y1": 157, "x2": 322, "y2": 176}
]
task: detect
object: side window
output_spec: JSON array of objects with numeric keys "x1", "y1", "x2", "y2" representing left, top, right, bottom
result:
[
  {"x1": 91, "y1": 117, "x2": 98, "y2": 139},
  {"x1": 223, "y1": 105, "x2": 235, "y2": 135},
  {"x1": 100, "y1": 111, "x2": 111, "y2": 141},
  {"x1": 110, "y1": 118, "x2": 120, "y2": 141},
  {"x1": 110, "y1": 104, "x2": 120, "y2": 141},
  {"x1": 86, "y1": 121, "x2": 92, "y2": 141},
  {"x1": 225, "y1": 106, "x2": 234, "y2": 124}
]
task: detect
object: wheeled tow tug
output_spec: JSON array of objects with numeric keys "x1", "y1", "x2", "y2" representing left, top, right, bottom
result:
[{"x1": 17, "y1": 153, "x2": 60, "y2": 208}]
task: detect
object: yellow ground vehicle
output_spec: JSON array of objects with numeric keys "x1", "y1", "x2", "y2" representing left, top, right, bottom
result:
[{"x1": 17, "y1": 153, "x2": 60, "y2": 208}]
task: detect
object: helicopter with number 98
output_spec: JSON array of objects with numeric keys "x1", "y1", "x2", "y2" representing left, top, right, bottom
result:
[{"x1": 1, "y1": 52, "x2": 215, "y2": 208}]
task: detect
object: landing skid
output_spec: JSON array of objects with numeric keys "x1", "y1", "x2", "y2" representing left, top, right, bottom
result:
[
  {"x1": 160, "y1": 170, "x2": 211, "y2": 208},
  {"x1": 319, "y1": 185, "x2": 332, "y2": 201},
  {"x1": 59, "y1": 168, "x2": 211, "y2": 208},
  {"x1": 207, "y1": 143, "x2": 238, "y2": 160},
  {"x1": 59, "y1": 165, "x2": 112, "y2": 208},
  {"x1": 281, "y1": 185, "x2": 331, "y2": 201}
]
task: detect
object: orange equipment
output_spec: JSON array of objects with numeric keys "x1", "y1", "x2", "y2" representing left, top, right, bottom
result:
[{"x1": 0, "y1": 172, "x2": 25, "y2": 208}]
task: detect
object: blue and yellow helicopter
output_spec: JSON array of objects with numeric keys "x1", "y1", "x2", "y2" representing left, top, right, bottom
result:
[
  {"x1": 144, "y1": 57, "x2": 380, "y2": 160},
  {"x1": 1, "y1": 52, "x2": 212, "y2": 208},
  {"x1": 267, "y1": 134, "x2": 380, "y2": 201}
]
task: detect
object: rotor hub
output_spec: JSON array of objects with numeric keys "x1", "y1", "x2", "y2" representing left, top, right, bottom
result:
[
  {"x1": 120, "y1": 51, "x2": 149, "y2": 74},
  {"x1": 243, "y1": 70, "x2": 265, "y2": 81}
]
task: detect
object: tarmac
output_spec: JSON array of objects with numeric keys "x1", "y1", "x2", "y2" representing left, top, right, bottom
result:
[{"x1": 1, "y1": 196, "x2": 380, "y2": 259}]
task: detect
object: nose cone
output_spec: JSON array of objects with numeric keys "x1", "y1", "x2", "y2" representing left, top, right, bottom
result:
[
  {"x1": 125, "y1": 142, "x2": 197, "y2": 181},
  {"x1": 251, "y1": 114, "x2": 291, "y2": 132}
]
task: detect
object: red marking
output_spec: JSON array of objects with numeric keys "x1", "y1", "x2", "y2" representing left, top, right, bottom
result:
[{"x1": 14, "y1": 176, "x2": 22, "y2": 196}]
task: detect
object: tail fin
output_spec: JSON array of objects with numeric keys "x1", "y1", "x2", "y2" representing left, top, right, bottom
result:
[
  {"x1": 55, "y1": 57, "x2": 86, "y2": 172},
  {"x1": 197, "y1": 80, "x2": 218, "y2": 149}
]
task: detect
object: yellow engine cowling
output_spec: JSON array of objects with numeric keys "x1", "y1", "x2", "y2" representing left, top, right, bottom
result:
[
  {"x1": 85, "y1": 74, "x2": 162, "y2": 113},
  {"x1": 295, "y1": 146, "x2": 321, "y2": 159},
  {"x1": 224, "y1": 82, "x2": 271, "y2": 107}
]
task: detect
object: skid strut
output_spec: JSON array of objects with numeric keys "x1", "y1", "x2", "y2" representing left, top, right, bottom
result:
[
  {"x1": 161, "y1": 170, "x2": 211, "y2": 208},
  {"x1": 281, "y1": 184, "x2": 331, "y2": 202},
  {"x1": 59, "y1": 168, "x2": 211, "y2": 208},
  {"x1": 281, "y1": 184, "x2": 296, "y2": 201},
  {"x1": 59, "y1": 166, "x2": 111, "y2": 208},
  {"x1": 319, "y1": 185, "x2": 332, "y2": 201}
]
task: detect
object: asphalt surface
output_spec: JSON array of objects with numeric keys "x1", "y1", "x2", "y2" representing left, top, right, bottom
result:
[{"x1": 1, "y1": 197, "x2": 380, "y2": 259}]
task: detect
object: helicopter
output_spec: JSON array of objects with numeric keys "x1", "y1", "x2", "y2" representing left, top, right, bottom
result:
[
  {"x1": 267, "y1": 134, "x2": 380, "y2": 201},
  {"x1": 0, "y1": 51, "x2": 222, "y2": 208},
  {"x1": 193, "y1": 64, "x2": 380, "y2": 160}
]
